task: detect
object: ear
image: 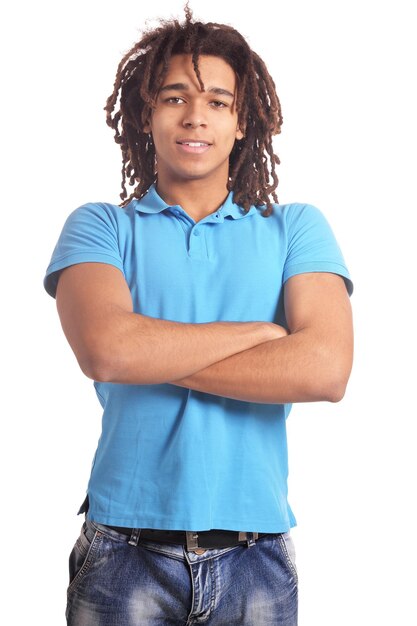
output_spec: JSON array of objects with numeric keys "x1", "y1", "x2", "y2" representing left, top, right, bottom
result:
[
  {"x1": 143, "y1": 121, "x2": 151, "y2": 134},
  {"x1": 235, "y1": 127, "x2": 244, "y2": 140}
]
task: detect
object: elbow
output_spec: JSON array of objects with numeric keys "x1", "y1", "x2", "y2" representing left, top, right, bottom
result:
[
  {"x1": 78, "y1": 341, "x2": 151, "y2": 384},
  {"x1": 324, "y1": 379, "x2": 348, "y2": 403},
  {"x1": 318, "y1": 365, "x2": 351, "y2": 403},
  {"x1": 79, "y1": 352, "x2": 113, "y2": 382},
  {"x1": 310, "y1": 377, "x2": 348, "y2": 403},
  {"x1": 310, "y1": 351, "x2": 352, "y2": 403},
  {"x1": 76, "y1": 338, "x2": 122, "y2": 383}
]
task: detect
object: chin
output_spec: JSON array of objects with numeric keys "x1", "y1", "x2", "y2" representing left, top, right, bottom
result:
[{"x1": 171, "y1": 168, "x2": 217, "y2": 181}]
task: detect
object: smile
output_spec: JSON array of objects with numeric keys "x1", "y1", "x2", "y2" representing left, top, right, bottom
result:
[
  {"x1": 178, "y1": 141, "x2": 210, "y2": 147},
  {"x1": 176, "y1": 141, "x2": 212, "y2": 154}
]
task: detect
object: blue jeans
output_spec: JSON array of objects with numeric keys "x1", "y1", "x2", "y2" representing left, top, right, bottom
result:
[{"x1": 66, "y1": 519, "x2": 298, "y2": 625}]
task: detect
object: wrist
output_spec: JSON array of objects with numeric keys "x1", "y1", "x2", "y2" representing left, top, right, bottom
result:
[{"x1": 261, "y1": 322, "x2": 288, "y2": 342}]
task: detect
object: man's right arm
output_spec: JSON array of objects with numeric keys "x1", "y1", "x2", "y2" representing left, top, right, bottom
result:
[{"x1": 56, "y1": 262, "x2": 286, "y2": 385}]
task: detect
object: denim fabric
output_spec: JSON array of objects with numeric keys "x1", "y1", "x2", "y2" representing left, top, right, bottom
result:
[{"x1": 66, "y1": 520, "x2": 298, "y2": 625}]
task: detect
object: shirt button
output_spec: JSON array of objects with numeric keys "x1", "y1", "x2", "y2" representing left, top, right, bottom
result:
[{"x1": 193, "y1": 230, "x2": 200, "y2": 236}]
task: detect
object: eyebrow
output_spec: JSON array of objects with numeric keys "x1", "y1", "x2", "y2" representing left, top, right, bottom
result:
[{"x1": 159, "y1": 83, "x2": 235, "y2": 99}]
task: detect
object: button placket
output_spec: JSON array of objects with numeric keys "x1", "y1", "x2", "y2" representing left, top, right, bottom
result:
[
  {"x1": 170, "y1": 207, "x2": 194, "y2": 237},
  {"x1": 188, "y1": 224, "x2": 203, "y2": 258}
]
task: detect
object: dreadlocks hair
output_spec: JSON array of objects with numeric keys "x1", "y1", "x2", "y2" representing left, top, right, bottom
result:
[{"x1": 105, "y1": 4, "x2": 283, "y2": 216}]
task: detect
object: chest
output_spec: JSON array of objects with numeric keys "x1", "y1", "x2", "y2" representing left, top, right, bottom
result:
[{"x1": 120, "y1": 212, "x2": 288, "y2": 323}]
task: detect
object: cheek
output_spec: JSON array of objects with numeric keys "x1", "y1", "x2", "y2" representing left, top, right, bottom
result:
[
  {"x1": 220, "y1": 115, "x2": 240, "y2": 139},
  {"x1": 221, "y1": 124, "x2": 241, "y2": 148},
  {"x1": 150, "y1": 125, "x2": 169, "y2": 151},
  {"x1": 150, "y1": 114, "x2": 178, "y2": 144}
]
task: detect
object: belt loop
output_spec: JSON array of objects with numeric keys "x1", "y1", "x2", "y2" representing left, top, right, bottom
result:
[
  {"x1": 128, "y1": 528, "x2": 141, "y2": 546},
  {"x1": 186, "y1": 532, "x2": 199, "y2": 551},
  {"x1": 246, "y1": 532, "x2": 258, "y2": 548}
]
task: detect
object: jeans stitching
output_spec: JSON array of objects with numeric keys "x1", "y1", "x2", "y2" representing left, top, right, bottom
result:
[
  {"x1": 67, "y1": 529, "x2": 103, "y2": 595},
  {"x1": 66, "y1": 529, "x2": 298, "y2": 624},
  {"x1": 277, "y1": 534, "x2": 298, "y2": 584},
  {"x1": 89, "y1": 520, "x2": 128, "y2": 543}
]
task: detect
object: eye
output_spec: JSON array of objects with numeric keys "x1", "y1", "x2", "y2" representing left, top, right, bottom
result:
[
  {"x1": 164, "y1": 97, "x2": 186, "y2": 105},
  {"x1": 210, "y1": 100, "x2": 228, "y2": 108}
]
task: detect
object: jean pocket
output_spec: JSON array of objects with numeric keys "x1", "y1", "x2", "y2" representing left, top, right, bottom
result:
[
  {"x1": 278, "y1": 532, "x2": 298, "y2": 582},
  {"x1": 68, "y1": 521, "x2": 101, "y2": 591}
]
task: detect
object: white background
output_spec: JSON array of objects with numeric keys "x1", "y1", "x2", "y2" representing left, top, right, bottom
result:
[{"x1": 1, "y1": 1, "x2": 416, "y2": 624}]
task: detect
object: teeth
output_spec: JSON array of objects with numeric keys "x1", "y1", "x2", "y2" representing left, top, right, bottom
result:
[{"x1": 182, "y1": 142, "x2": 208, "y2": 147}]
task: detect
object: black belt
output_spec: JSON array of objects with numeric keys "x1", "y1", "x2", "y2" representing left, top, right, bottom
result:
[{"x1": 104, "y1": 525, "x2": 272, "y2": 550}]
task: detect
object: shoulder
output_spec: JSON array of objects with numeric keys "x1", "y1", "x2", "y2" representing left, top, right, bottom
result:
[
  {"x1": 254, "y1": 201, "x2": 329, "y2": 234},
  {"x1": 270, "y1": 202, "x2": 337, "y2": 235},
  {"x1": 57, "y1": 200, "x2": 140, "y2": 247},
  {"x1": 63, "y1": 199, "x2": 136, "y2": 229},
  {"x1": 268, "y1": 202, "x2": 325, "y2": 222}
]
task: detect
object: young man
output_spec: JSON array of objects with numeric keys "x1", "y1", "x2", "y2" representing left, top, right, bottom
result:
[{"x1": 44, "y1": 7, "x2": 353, "y2": 625}]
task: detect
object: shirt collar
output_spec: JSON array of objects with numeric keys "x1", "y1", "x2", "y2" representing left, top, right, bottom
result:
[{"x1": 133, "y1": 184, "x2": 258, "y2": 220}]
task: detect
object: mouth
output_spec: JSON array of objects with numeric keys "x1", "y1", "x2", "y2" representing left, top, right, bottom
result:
[
  {"x1": 176, "y1": 139, "x2": 212, "y2": 146},
  {"x1": 176, "y1": 140, "x2": 212, "y2": 154}
]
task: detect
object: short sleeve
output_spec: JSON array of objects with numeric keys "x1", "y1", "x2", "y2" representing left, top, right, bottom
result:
[
  {"x1": 43, "y1": 202, "x2": 125, "y2": 298},
  {"x1": 283, "y1": 204, "x2": 353, "y2": 295}
]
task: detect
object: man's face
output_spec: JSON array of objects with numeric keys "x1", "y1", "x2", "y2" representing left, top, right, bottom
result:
[{"x1": 144, "y1": 54, "x2": 244, "y2": 188}]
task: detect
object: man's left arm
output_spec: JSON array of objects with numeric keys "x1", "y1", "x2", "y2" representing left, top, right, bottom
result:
[{"x1": 170, "y1": 272, "x2": 353, "y2": 404}]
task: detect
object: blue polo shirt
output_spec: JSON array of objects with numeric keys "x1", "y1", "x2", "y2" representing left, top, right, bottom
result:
[{"x1": 44, "y1": 185, "x2": 352, "y2": 532}]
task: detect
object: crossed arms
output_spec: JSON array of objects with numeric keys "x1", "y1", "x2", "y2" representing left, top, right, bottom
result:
[{"x1": 56, "y1": 263, "x2": 353, "y2": 404}]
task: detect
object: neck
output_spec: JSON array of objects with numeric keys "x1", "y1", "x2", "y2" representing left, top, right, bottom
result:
[{"x1": 155, "y1": 178, "x2": 230, "y2": 222}]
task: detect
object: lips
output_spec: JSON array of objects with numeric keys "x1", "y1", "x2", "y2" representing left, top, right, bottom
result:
[
  {"x1": 176, "y1": 140, "x2": 212, "y2": 147},
  {"x1": 176, "y1": 139, "x2": 212, "y2": 154}
]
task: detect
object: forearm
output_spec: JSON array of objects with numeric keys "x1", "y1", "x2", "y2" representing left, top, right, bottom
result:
[
  {"x1": 170, "y1": 329, "x2": 353, "y2": 404},
  {"x1": 90, "y1": 312, "x2": 280, "y2": 384},
  {"x1": 57, "y1": 263, "x2": 283, "y2": 385}
]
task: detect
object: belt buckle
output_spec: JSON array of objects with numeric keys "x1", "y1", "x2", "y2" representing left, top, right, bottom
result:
[
  {"x1": 186, "y1": 531, "x2": 200, "y2": 551},
  {"x1": 186, "y1": 532, "x2": 207, "y2": 554},
  {"x1": 238, "y1": 531, "x2": 259, "y2": 547},
  {"x1": 185, "y1": 530, "x2": 259, "y2": 552}
]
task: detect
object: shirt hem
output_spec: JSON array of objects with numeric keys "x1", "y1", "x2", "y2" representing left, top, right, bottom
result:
[
  {"x1": 86, "y1": 511, "x2": 297, "y2": 534},
  {"x1": 283, "y1": 262, "x2": 353, "y2": 295},
  {"x1": 44, "y1": 253, "x2": 125, "y2": 297}
]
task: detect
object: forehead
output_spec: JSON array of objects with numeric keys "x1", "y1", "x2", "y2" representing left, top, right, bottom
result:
[{"x1": 161, "y1": 54, "x2": 237, "y2": 91}]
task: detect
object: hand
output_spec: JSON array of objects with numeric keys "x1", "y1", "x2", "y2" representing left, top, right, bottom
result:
[{"x1": 264, "y1": 322, "x2": 289, "y2": 341}]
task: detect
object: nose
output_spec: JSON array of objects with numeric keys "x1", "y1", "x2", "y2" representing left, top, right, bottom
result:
[
  {"x1": 182, "y1": 102, "x2": 207, "y2": 129},
  {"x1": 183, "y1": 120, "x2": 204, "y2": 129}
]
